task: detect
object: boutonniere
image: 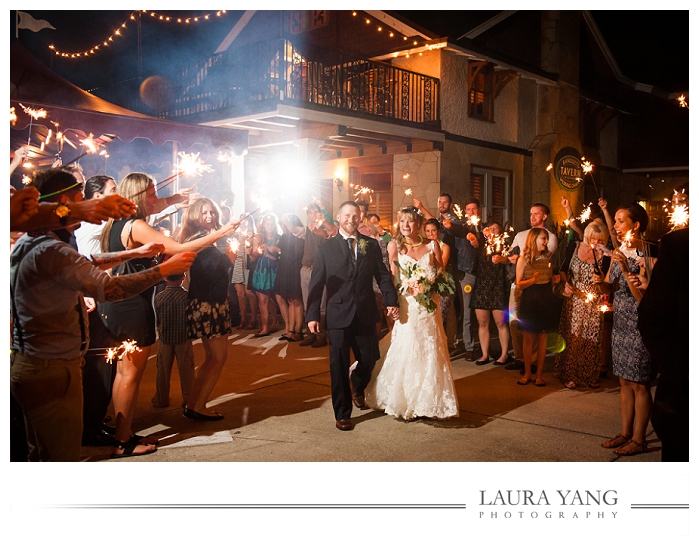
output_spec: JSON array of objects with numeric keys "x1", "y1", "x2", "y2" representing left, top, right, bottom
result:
[{"x1": 358, "y1": 239, "x2": 368, "y2": 255}]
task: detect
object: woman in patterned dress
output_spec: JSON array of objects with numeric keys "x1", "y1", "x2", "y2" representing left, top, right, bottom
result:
[
  {"x1": 594, "y1": 203, "x2": 656, "y2": 456},
  {"x1": 180, "y1": 198, "x2": 238, "y2": 420},
  {"x1": 554, "y1": 222, "x2": 611, "y2": 388},
  {"x1": 471, "y1": 221, "x2": 512, "y2": 365}
]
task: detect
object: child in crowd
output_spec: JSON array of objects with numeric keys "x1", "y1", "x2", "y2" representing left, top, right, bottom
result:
[{"x1": 152, "y1": 273, "x2": 195, "y2": 408}]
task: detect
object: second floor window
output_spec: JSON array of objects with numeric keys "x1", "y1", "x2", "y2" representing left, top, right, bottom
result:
[{"x1": 468, "y1": 61, "x2": 494, "y2": 122}]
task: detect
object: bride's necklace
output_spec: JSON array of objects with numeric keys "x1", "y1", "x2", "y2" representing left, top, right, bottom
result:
[{"x1": 404, "y1": 235, "x2": 423, "y2": 248}]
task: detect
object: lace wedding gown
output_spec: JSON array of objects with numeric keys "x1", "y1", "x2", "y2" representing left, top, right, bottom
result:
[{"x1": 365, "y1": 250, "x2": 459, "y2": 420}]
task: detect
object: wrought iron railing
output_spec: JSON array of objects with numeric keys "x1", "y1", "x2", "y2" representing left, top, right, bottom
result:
[{"x1": 163, "y1": 39, "x2": 440, "y2": 125}]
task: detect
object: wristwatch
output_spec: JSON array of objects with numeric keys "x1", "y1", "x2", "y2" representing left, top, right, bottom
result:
[{"x1": 54, "y1": 203, "x2": 71, "y2": 226}]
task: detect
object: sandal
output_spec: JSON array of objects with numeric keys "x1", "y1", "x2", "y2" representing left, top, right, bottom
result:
[
  {"x1": 565, "y1": 381, "x2": 576, "y2": 389},
  {"x1": 534, "y1": 380, "x2": 546, "y2": 387},
  {"x1": 517, "y1": 377, "x2": 532, "y2": 386},
  {"x1": 130, "y1": 433, "x2": 159, "y2": 446},
  {"x1": 602, "y1": 433, "x2": 630, "y2": 449},
  {"x1": 589, "y1": 382, "x2": 601, "y2": 389},
  {"x1": 110, "y1": 439, "x2": 157, "y2": 459},
  {"x1": 613, "y1": 439, "x2": 648, "y2": 456}
]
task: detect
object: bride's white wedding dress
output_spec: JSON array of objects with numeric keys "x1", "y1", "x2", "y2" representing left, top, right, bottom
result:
[{"x1": 365, "y1": 250, "x2": 459, "y2": 420}]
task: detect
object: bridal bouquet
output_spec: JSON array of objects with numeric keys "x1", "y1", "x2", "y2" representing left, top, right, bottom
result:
[{"x1": 395, "y1": 260, "x2": 456, "y2": 313}]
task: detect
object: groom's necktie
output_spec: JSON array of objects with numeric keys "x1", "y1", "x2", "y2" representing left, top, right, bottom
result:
[{"x1": 346, "y1": 237, "x2": 356, "y2": 269}]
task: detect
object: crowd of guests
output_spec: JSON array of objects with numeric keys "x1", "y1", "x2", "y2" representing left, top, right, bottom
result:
[{"x1": 9, "y1": 147, "x2": 687, "y2": 462}]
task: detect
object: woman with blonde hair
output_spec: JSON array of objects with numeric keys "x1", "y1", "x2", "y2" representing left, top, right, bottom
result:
[
  {"x1": 366, "y1": 206, "x2": 459, "y2": 421},
  {"x1": 179, "y1": 198, "x2": 238, "y2": 420},
  {"x1": 515, "y1": 228, "x2": 561, "y2": 387},
  {"x1": 99, "y1": 173, "x2": 238, "y2": 455},
  {"x1": 554, "y1": 221, "x2": 611, "y2": 389}
]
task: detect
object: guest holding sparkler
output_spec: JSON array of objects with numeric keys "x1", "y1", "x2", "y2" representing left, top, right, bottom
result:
[
  {"x1": 553, "y1": 222, "x2": 611, "y2": 389},
  {"x1": 11, "y1": 169, "x2": 195, "y2": 461},
  {"x1": 593, "y1": 203, "x2": 656, "y2": 456},
  {"x1": 251, "y1": 213, "x2": 283, "y2": 336},
  {"x1": 515, "y1": 228, "x2": 561, "y2": 387},
  {"x1": 99, "y1": 174, "x2": 238, "y2": 450},
  {"x1": 179, "y1": 198, "x2": 239, "y2": 420},
  {"x1": 471, "y1": 221, "x2": 513, "y2": 365},
  {"x1": 233, "y1": 215, "x2": 259, "y2": 331},
  {"x1": 275, "y1": 213, "x2": 306, "y2": 342},
  {"x1": 506, "y1": 204, "x2": 558, "y2": 373}
]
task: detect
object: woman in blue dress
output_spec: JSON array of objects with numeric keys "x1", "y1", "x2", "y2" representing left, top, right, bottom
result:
[
  {"x1": 594, "y1": 203, "x2": 656, "y2": 456},
  {"x1": 251, "y1": 213, "x2": 282, "y2": 337}
]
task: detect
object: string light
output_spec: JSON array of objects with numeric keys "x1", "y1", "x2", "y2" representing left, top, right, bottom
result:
[{"x1": 48, "y1": 10, "x2": 229, "y2": 59}]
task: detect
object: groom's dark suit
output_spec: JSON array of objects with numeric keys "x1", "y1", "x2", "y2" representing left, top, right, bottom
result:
[{"x1": 306, "y1": 232, "x2": 397, "y2": 422}]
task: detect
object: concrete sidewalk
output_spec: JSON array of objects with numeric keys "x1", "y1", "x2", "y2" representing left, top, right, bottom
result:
[{"x1": 87, "y1": 330, "x2": 660, "y2": 462}]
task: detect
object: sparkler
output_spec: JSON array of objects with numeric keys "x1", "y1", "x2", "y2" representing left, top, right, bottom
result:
[
  {"x1": 580, "y1": 157, "x2": 600, "y2": 198},
  {"x1": 664, "y1": 190, "x2": 689, "y2": 231},
  {"x1": 228, "y1": 238, "x2": 240, "y2": 253},
  {"x1": 578, "y1": 203, "x2": 592, "y2": 224},
  {"x1": 677, "y1": 94, "x2": 689, "y2": 109},
  {"x1": 546, "y1": 163, "x2": 553, "y2": 172},
  {"x1": 451, "y1": 204, "x2": 464, "y2": 219},
  {"x1": 19, "y1": 103, "x2": 48, "y2": 148},
  {"x1": 105, "y1": 339, "x2": 141, "y2": 363},
  {"x1": 484, "y1": 230, "x2": 511, "y2": 256},
  {"x1": 350, "y1": 184, "x2": 375, "y2": 202},
  {"x1": 466, "y1": 215, "x2": 481, "y2": 229},
  {"x1": 404, "y1": 188, "x2": 413, "y2": 196},
  {"x1": 10, "y1": 107, "x2": 17, "y2": 125}
]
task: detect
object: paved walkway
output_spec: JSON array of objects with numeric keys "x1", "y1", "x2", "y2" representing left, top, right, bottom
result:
[{"x1": 87, "y1": 330, "x2": 660, "y2": 462}]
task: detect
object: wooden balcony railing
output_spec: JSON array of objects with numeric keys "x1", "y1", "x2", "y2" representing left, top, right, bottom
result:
[{"x1": 162, "y1": 39, "x2": 440, "y2": 126}]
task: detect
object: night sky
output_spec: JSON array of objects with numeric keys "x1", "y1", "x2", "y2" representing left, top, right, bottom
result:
[{"x1": 11, "y1": 10, "x2": 690, "y2": 101}]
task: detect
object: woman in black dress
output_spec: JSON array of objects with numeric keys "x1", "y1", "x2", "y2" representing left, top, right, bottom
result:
[
  {"x1": 275, "y1": 214, "x2": 306, "y2": 341},
  {"x1": 99, "y1": 174, "x2": 238, "y2": 455},
  {"x1": 471, "y1": 221, "x2": 513, "y2": 365},
  {"x1": 515, "y1": 228, "x2": 561, "y2": 387},
  {"x1": 180, "y1": 198, "x2": 239, "y2": 420}
]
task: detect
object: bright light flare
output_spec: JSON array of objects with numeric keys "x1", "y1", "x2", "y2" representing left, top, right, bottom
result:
[
  {"x1": 404, "y1": 188, "x2": 412, "y2": 196},
  {"x1": 581, "y1": 159, "x2": 594, "y2": 175},
  {"x1": 80, "y1": 133, "x2": 99, "y2": 153},
  {"x1": 228, "y1": 238, "x2": 240, "y2": 253},
  {"x1": 10, "y1": 107, "x2": 17, "y2": 125},
  {"x1": 467, "y1": 215, "x2": 481, "y2": 228},
  {"x1": 452, "y1": 204, "x2": 464, "y2": 219}
]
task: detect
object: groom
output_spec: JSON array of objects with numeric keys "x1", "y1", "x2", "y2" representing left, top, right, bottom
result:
[{"x1": 306, "y1": 201, "x2": 399, "y2": 431}]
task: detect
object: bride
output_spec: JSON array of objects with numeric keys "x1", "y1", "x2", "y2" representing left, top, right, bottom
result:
[{"x1": 365, "y1": 206, "x2": 460, "y2": 420}]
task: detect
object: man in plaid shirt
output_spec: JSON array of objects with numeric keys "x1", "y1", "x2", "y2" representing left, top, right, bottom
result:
[{"x1": 152, "y1": 273, "x2": 195, "y2": 408}]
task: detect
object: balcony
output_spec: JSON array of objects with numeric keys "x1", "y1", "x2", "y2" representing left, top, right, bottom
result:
[{"x1": 162, "y1": 39, "x2": 440, "y2": 128}]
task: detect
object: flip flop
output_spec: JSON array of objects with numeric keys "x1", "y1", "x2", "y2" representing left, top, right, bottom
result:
[
  {"x1": 517, "y1": 377, "x2": 532, "y2": 386},
  {"x1": 110, "y1": 439, "x2": 157, "y2": 459},
  {"x1": 534, "y1": 380, "x2": 546, "y2": 387}
]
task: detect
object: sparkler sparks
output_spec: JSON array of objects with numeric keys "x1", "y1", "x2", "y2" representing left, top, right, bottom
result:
[
  {"x1": 228, "y1": 238, "x2": 240, "y2": 253},
  {"x1": 105, "y1": 340, "x2": 142, "y2": 363},
  {"x1": 467, "y1": 215, "x2": 481, "y2": 228},
  {"x1": 10, "y1": 107, "x2": 17, "y2": 125},
  {"x1": 581, "y1": 158, "x2": 594, "y2": 175},
  {"x1": 484, "y1": 230, "x2": 511, "y2": 256},
  {"x1": 350, "y1": 184, "x2": 375, "y2": 201},
  {"x1": 452, "y1": 204, "x2": 463, "y2": 219},
  {"x1": 19, "y1": 103, "x2": 48, "y2": 120},
  {"x1": 546, "y1": 163, "x2": 553, "y2": 172},
  {"x1": 578, "y1": 203, "x2": 592, "y2": 223},
  {"x1": 176, "y1": 152, "x2": 213, "y2": 177},
  {"x1": 677, "y1": 94, "x2": 689, "y2": 109},
  {"x1": 79, "y1": 133, "x2": 98, "y2": 154},
  {"x1": 404, "y1": 188, "x2": 413, "y2": 196},
  {"x1": 664, "y1": 190, "x2": 689, "y2": 230}
]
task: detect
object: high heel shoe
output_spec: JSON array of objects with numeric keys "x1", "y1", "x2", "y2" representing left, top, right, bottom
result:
[{"x1": 183, "y1": 407, "x2": 224, "y2": 421}]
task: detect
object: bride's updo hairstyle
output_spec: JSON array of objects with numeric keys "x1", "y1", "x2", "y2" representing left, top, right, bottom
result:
[{"x1": 393, "y1": 205, "x2": 424, "y2": 253}]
